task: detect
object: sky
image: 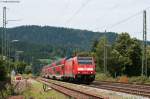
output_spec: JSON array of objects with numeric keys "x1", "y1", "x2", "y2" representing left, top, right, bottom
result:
[{"x1": 0, "y1": 0, "x2": 150, "y2": 40}]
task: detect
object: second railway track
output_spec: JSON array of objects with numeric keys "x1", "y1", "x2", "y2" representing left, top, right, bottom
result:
[{"x1": 90, "y1": 81, "x2": 150, "y2": 98}]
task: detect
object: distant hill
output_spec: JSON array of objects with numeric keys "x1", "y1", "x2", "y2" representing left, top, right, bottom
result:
[
  {"x1": 0, "y1": 25, "x2": 118, "y2": 61},
  {"x1": 7, "y1": 25, "x2": 117, "y2": 49}
]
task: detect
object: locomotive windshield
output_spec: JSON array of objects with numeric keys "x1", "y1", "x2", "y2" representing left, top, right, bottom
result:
[{"x1": 77, "y1": 57, "x2": 93, "y2": 64}]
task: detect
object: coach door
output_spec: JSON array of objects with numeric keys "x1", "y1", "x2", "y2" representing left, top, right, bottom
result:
[{"x1": 65, "y1": 60, "x2": 73, "y2": 77}]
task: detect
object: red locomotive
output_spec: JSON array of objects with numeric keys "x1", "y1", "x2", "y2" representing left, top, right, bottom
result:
[{"x1": 41, "y1": 56, "x2": 96, "y2": 83}]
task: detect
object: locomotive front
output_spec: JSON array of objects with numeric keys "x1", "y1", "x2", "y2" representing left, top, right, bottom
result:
[{"x1": 74, "y1": 57, "x2": 96, "y2": 83}]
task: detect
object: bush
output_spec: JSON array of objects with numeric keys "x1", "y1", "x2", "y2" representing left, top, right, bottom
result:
[
  {"x1": 96, "y1": 73, "x2": 116, "y2": 82},
  {"x1": 128, "y1": 76, "x2": 149, "y2": 84},
  {"x1": 117, "y1": 76, "x2": 128, "y2": 83},
  {"x1": 145, "y1": 77, "x2": 150, "y2": 84}
]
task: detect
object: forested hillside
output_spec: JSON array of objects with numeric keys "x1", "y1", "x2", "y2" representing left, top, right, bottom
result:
[
  {"x1": 7, "y1": 25, "x2": 117, "y2": 49},
  {"x1": 1, "y1": 25, "x2": 117, "y2": 60}
]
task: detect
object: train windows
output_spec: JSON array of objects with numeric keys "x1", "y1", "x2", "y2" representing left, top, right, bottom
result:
[
  {"x1": 77, "y1": 57, "x2": 92, "y2": 60},
  {"x1": 78, "y1": 57, "x2": 93, "y2": 64}
]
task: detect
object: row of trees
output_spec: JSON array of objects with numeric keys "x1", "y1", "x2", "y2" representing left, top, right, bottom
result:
[{"x1": 92, "y1": 33, "x2": 150, "y2": 77}]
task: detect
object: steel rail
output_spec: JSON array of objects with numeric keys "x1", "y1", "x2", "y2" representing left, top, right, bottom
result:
[
  {"x1": 37, "y1": 78, "x2": 107, "y2": 99},
  {"x1": 91, "y1": 81, "x2": 150, "y2": 98}
]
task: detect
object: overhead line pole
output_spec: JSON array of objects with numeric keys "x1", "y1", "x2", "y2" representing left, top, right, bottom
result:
[
  {"x1": 0, "y1": 1, "x2": 20, "y2": 75},
  {"x1": 3, "y1": 6, "x2": 6, "y2": 59},
  {"x1": 142, "y1": 10, "x2": 147, "y2": 76},
  {"x1": 144, "y1": 10, "x2": 147, "y2": 76},
  {"x1": 1, "y1": 1, "x2": 20, "y2": 60},
  {"x1": 104, "y1": 30, "x2": 107, "y2": 73},
  {"x1": 1, "y1": 8, "x2": 4, "y2": 59}
]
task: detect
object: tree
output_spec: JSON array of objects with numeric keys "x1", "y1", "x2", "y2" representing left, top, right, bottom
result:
[
  {"x1": 147, "y1": 46, "x2": 150, "y2": 76},
  {"x1": 91, "y1": 40, "x2": 98, "y2": 52},
  {"x1": 25, "y1": 65, "x2": 32, "y2": 74},
  {"x1": 126, "y1": 38, "x2": 142, "y2": 76},
  {"x1": 14, "y1": 61, "x2": 27, "y2": 74},
  {"x1": 111, "y1": 33, "x2": 142, "y2": 76},
  {"x1": 32, "y1": 60, "x2": 43, "y2": 76},
  {"x1": 96, "y1": 36, "x2": 110, "y2": 72},
  {"x1": 0, "y1": 59, "x2": 7, "y2": 81}
]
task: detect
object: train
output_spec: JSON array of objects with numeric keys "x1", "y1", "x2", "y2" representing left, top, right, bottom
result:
[{"x1": 41, "y1": 56, "x2": 96, "y2": 83}]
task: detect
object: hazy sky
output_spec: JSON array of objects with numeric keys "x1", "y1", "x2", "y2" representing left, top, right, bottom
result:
[{"x1": 0, "y1": 0, "x2": 150, "y2": 40}]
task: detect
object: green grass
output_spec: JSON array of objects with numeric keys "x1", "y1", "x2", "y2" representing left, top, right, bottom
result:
[
  {"x1": 128, "y1": 76, "x2": 150, "y2": 84},
  {"x1": 96, "y1": 73, "x2": 116, "y2": 82},
  {"x1": 23, "y1": 80, "x2": 68, "y2": 99},
  {"x1": 96, "y1": 73, "x2": 150, "y2": 84}
]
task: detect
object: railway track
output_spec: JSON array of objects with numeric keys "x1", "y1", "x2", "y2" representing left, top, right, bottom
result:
[
  {"x1": 90, "y1": 81, "x2": 150, "y2": 98},
  {"x1": 37, "y1": 78, "x2": 107, "y2": 99}
]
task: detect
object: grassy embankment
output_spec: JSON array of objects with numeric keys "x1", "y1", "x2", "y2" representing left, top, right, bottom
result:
[
  {"x1": 22, "y1": 79, "x2": 68, "y2": 99},
  {"x1": 96, "y1": 73, "x2": 150, "y2": 84}
]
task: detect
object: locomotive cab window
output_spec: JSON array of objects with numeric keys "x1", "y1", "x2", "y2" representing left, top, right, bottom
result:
[{"x1": 77, "y1": 57, "x2": 93, "y2": 64}]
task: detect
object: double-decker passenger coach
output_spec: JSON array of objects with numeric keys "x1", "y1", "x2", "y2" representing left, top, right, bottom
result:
[{"x1": 42, "y1": 56, "x2": 96, "y2": 83}]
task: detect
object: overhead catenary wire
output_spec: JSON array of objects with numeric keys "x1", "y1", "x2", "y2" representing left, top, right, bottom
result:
[
  {"x1": 63, "y1": 0, "x2": 93, "y2": 56},
  {"x1": 99, "y1": 6, "x2": 150, "y2": 31},
  {"x1": 100, "y1": 12, "x2": 142, "y2": 31},
  {"x1": 65, "y1": 0, "x2": 92, "y2": 25}
]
